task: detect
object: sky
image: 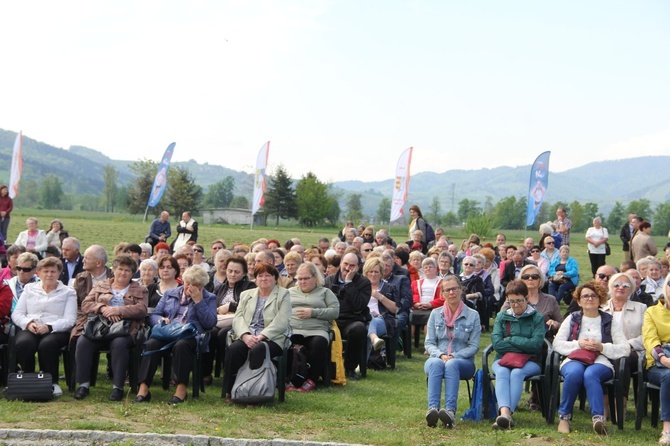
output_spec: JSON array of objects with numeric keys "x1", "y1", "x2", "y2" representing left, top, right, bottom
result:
[{"x1": 1, "y1": 0, "x2": 669, "y2": 183}]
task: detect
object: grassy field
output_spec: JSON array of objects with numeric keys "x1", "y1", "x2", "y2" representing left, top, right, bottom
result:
[{"x1": 1, "y1": 210, "x2": 667, "y2": 445}]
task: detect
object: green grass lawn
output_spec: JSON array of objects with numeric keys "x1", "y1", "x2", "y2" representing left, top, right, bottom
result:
[{"x1": 0, "y1": 210, "x2": 667, "y2": 445}]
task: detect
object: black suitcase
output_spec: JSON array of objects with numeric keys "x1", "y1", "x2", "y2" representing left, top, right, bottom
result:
[{"x1": 6, "y1": 372, "x2": 53, "y2": 401}]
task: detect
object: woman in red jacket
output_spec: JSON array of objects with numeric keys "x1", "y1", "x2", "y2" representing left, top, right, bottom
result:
[{"x1": 0, "y1": 185, "x2": 13, "y2": 243}]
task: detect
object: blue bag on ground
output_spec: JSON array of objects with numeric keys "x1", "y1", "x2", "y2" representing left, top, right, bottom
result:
[{"x1": 461, "y1": 369, "x2": 497, "y2": 421}]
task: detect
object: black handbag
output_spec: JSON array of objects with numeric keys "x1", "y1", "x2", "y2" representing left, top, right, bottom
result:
[
  {"x1": 83, "y1": 314, "x2": 131, "y2": 341},
  {"x1": 6, "y1": 372, "x2": 54, "y2": 401}
]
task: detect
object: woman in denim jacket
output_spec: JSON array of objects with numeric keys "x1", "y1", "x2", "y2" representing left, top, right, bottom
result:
[{"x1": 424, "y1": 275, "x2": 481, "y2": 428}]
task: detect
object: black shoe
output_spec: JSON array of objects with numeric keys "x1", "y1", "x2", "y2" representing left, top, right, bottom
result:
[
  {"x1": 168, "y1": 394, "x2": 187, "y2": 405},
  {"x1": 109, "y1": 388, "x2": 123, "y2": 402},
  {"x1": 74, "y1": 386, "x2": 90, "y2": 400},
  {"x1": 345, "y1": 370, "x2": 360, "y2": 381},
  {"x1": 132, "y1": 391, "x2": 152, "y2": 403}
]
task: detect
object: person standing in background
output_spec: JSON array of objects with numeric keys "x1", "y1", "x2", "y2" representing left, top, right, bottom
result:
[
  {"x1": 554, "y1": 207, "x2": 572, "y2": 246},
  {"x1": 585, "y1": 217, "x2": 609, "y2": 277},
  {"x1": 620, "y1": 213, "x2": 637, "y2": 261},
  {"x1": 0, "y1": 185, "x2": 13, "y2": 243},
  {"x1": 172, "y1": 211, "x2": 198, "y2": 252}
]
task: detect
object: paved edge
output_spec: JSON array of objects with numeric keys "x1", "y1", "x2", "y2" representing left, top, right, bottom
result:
[{"x1": 0, "y1": 429, "x2": 367, "y2": 446}]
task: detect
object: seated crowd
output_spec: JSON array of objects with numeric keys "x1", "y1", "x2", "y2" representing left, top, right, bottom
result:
[{"x1": 2, "y1": 207, "x2": 670, "y2": 445}]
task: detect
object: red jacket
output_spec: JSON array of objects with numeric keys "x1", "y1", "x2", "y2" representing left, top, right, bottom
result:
[
  {"x1": 411, "y1": 277, "x2": 444, "y2": 308},
  {"x1": 0, "y1": 187, "x2": 13, "y2": 217}
]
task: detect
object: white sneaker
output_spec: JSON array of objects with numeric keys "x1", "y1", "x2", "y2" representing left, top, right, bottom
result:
[
  {"x1": 659, "y1": 431, "x2": 670, "y2": 446},
  {"x1": 52, "y1": 384, "x2": 63, "y2": 397}
]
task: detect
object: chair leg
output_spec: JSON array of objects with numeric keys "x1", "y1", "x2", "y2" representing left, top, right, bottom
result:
[
  {"x1": 636, "y1": 384, "x2": 646, "y2": 431},
  {"x1": 384, "y1": 337, "x2": 396, "y2": 369},
  {"x1": 651, "y1": 390, "x2": 660, "y2": 428},
  {"x1": 403, "y1": 326, "x2": 412, "y2": 359},
  {"x1": 277, "y1": 350, "x2": 287, "y2": 403},
  {"x1": 359, "y1": 342, "x2": 367, "y2": 378}
]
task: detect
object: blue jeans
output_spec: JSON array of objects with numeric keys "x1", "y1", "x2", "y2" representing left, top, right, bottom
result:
[
  {"x1": 492, "y1": 359, "x2": 541, "y2": 413},
  {"x1": 647, "y1": 366, "x2": 670, "y2": 421},
  {"x1": 558, "y1": 361, "x2": 612, "y2": 416},
  {"x1": 367, "y1": 316, "x2": 387, "y2": 359},
  {"x1": 425, "y1": 357, "x2": 475, "y2": 411}
]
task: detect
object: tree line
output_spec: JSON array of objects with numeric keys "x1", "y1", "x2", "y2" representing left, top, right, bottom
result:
[{"x1": 11, "y1": 161, "x2": 670, "y2": 236}]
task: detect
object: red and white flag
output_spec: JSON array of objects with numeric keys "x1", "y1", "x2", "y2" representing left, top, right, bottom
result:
[
  {"x1": 9, "y1": 131, "x2": 23, "y2": 198},
  {"x1": 390, "y1": 147, "x2": 413, "y2": 222},
  {"x1": 252, "y1": 141, "x2": 270, "y2": 215}
]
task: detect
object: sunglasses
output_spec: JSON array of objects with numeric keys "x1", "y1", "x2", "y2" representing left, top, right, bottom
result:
[
  {"x1": 531, "y1": 250, "x2": 540, "y2": 253},
  {"x1": 545, "y1": 242, "x2": 554, "y2": 245},
  {"x1": 16, "y1": 266, "x2": 35, "y2": 273},
  {"x1": 362, "y1": 248, "x2": 372, "y2": 252},
  {"x1": 597, "y1": 273, "x2": 612, "y2": 280},
  {"x1": 520, "y1": 274, "x2": 540, "y2": 280},
  {"x1": 193, "y1": 249, "x2": 204, "y2": 253},
  {"x1": 463, "y1": 262, "x2": 475, "y2": 267}
]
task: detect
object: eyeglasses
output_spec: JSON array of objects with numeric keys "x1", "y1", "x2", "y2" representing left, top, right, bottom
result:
[
  {"x1": 612, "y1": 282, "x2": 631, "y2": 289},
  {"x1": 545, "y1": 242, "x2": 554, "y2": 245},
  {"x1": 15, "y1": 266, "x2": 34, "y2": 273},
  {"x1": 508, "y1": 299, "x2": 525, "y2": 305},
  {"x1": 520, "y1": 274, "x2": 540, "y2": 280},
  {"x1": 597, "y1": 273, "x2": 612, "y2": 281},
  {"x1": 362, "y1": 248, "x2": 372, "y2": 252},
  {"x1": 463, "y1": 263, "x2": 475, "y2": 267},
  {"x1": 441, "y1": 286, "x2": 460, "y2": 294},
  {"x1": 193, "y1": 249, "x2": 203, "y2": 253},
  {"x1": 531, "y1": 249, "x2": 540, "y2": 253},
  {"x1": 580, "y1": 294, "x2": 599, "y2": 300}
]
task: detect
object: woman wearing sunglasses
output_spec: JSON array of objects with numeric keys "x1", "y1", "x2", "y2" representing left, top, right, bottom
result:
[{"x1": 601, "y1": 272, "x2": 646, "y2": 410}]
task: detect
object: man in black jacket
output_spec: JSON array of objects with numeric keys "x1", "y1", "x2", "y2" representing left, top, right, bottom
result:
[{"x1": 325, "y1": 252, "x2": 371, "y2": 380}]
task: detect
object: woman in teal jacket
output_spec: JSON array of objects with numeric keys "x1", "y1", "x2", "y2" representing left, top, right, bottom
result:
[
  {"x1": 548, "y1": 245, "x2": 580, "y2": 305},
  {"x1": 490, "y1": 280, "x2": 546, "y2": 429}
]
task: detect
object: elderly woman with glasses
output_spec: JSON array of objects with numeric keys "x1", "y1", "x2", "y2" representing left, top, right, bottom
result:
[
  {"x1": 553, "y1": 281, "x2": 630, "y2": 436},
  {"x1": 287, "y1": 262, "x2": 339, "y2": 392},
  {"x1": 490, "y1": 280, "x2": 546, "y2": 429},
  {"x1": 424, "y1": 276, "x2": 481, "y2": 429},
  {"x1": 548, "y1": 245, "x2": 579, "y2": 305},
  {"x1": 642, "y1": 258, "x2": 664, "y2": 302},
  {"x1": 601, "y1": 272, "x2": 646, "y2": 407},
  {"x1": 529, "y1": 245, "x2": 548, "y2": 276}
]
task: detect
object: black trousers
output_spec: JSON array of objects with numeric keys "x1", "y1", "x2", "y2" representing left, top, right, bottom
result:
[
  {"x1": 15, "y1": 329, "x2": 69, "y2": 384},
  {"x1": 290, "y1": 334, "x2": 328, "y2": 382},
  {"x1": 138, "y1": 337, "x2": 197, "y2": 387},
  {"x1": 75, "y1": 335, "x2": 132, "y2": 388},
  {"x1": 589, "y1": 252, "x2": 607, "y2": 277},
  {"x1": 222, "y1": 339, "x2": 281, "y2": 396},
  {"x1": 337, "y1": 320, "x2": 366, "y2": 372}
]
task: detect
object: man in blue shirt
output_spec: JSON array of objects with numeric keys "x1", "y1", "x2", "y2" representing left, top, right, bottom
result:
[{"x1": 146, "y1": 211, "x2": 171, "y2": 247}]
